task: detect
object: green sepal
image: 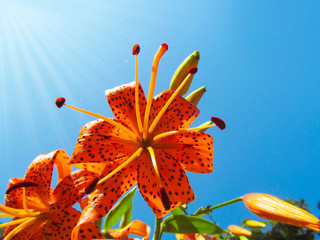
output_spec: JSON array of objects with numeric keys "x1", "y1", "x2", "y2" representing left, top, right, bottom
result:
[
  {"x1": 239, "y1": 236, "x2": 250, "y2": 240},
  {"x1": 103, "y1": 186, "x2": 137, "y2": 232},
  {"x1": 162, "y1": 215, "x2": 226, "y2": 234}
]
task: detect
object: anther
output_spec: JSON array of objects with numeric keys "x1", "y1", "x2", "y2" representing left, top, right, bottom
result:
[
  {"x1": 210, "y1": 116, "x2": 226, "y2": 130},
  {"x1": 132, "y1": 44, "x2": 140, "y2": 55},
  {"x1": 55, "y1": 97, "x2": 66, "y2": 108},
  {"x1": 6, "y1": 181, "x2": 39, "y2": 195},
  {"x1": 85, "y1": 177, "x2": 100, "y2": 194},
  {"x1": 188, "y1": 66, "x2": 198, "y2": 75},
  {"x1": 160, "y1": 187, "x2": 171, "y2": 211}
]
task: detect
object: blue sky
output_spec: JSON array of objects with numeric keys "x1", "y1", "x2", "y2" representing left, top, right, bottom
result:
[{"x1": 0, "y1": 0, "x2": 319, "y2": 238}]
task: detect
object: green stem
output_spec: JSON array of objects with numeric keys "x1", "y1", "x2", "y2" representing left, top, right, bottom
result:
[
  {"x1": 153, "y1": 217, "x2": 163, "y2": 240},
  {"x1": 209, "y1": 197, "x2": 243, "y2": 211},
  {"x1": 193, "y1": 197, "x2": 243, "y2": 217}
]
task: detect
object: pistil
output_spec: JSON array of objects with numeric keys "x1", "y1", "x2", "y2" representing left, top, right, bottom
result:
[{"x1": 143, "y1": 43, "x2": 168, "y2": 141}]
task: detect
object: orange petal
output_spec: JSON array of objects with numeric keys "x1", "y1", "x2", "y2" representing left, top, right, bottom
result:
[
  {"x1": 24, "y1": 150, "x2": 72, "y2": 204},
  {"x1": 137, "y1": 154, "x2": 195, "y2": 218},
  {"x1": 72, "y1": 165, "x2": 137, "y2": 240},
  {"x1": 71, "y1": 119, "x2": 138, "y2": 174},
  {"x1": 154, "y1": 131, "x2": 213, "y2": 173},
  {"x1": 105, "y1": 82, "x2": 147, "y2": 136},
  {"x1": 52, "y1": 170, "x2": 99, "y2": 206},
  {"x1": 150, "y1": 90, "x2": 200, "y2": 136},
  {"x1": 109, "y1": 220, "x2": 151, "y2": 240},
  {"x1": 228, "y1": 225, "x2": 252, "y2": 236},
  {"x1": 243, "y1": 193, "x2": 320, "y2": 232}
]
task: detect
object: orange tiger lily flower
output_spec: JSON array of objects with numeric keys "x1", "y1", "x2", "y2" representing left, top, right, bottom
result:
[
  {"x1": 108, "y1": 220, "x2": 151, "y2": 240},
  {"x1": 243, "y1": 193, "x2": 320, "y2": 232},
  {"x1": 0, "y1": 150, "x2": 103, "y2": 240},
  {"x1": 227, "y1": 225, "x2": 252, "y2": 236},
  {"x1": 56, "y1": 44, "x2": 224, "y2": 235}
]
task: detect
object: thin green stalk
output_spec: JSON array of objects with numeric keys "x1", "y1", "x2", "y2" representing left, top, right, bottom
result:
[
  {"x1": 193, "y1": 197, "x2": 243, "y2": 217},
  {"x1": 153, "y1": 217, "x2": 163, "y2": 240},
  {"x1": 209, "y1": 197, "x2": 243, "y2": 211}
]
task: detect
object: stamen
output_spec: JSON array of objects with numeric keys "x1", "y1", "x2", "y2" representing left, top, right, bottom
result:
[
  {"x1": 6, "y1": 181, "x2": 38, "y2": 195},
  {"x1": 22, "y1": 188, "x2": 32, "y2": 214},
  {"x1": 160, "y1": 187, "x2": 171, "y2": 211},
  {"x1": 143, "y1": 43, "x2": 168, "y2": 140},
  {"x1": 55, "y1": 97, "x2": 65, "y2": 108},
  {"x1": 0, "y1": 217, "x2": 33, "y2": 229},
  {"x1": 148, "y1": 66, "x2": 198, "y2": 136},
  {"x1": 210, "y1": 116, "x2": 226, "y2": 130},
  {"x1": 55, "y1": 99, "x2": 139, "y2": 142},
  {"x1": 85, "y1": 177, "x2": 100, "y2": 194},
  {"x1": 153, "y1": 124, "x2": 217, "y2": 142},
  {"x1": 133, "y1": 44, "x2": 143, "y2": 135},
  {"x1": 0, "y1": 205, "x2": 45, "y2": 218},
  {"x1": 147, "y1": 147, "x2": 171, "y2": 210},
  {"x1": 3, "y1": 217, "x2": 40, "y2": 240},
  {"x1": 98, "y1": 147, "x2": 144, "y2": 185}
]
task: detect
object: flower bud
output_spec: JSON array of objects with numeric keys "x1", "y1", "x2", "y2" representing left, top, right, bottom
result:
[
  {"x1": 170, "y1": 51, "x2": 200, "y2": 95},
  {"x1": 246, "y1": 220, "x2": 267, "y2": 228},
  {"x1": 228, "y1": 225, "x2": 252, "y2": 236},
  {"x1": 185, "y1": 86, "x2": 206, "y2": 106},
  {"x1": 243, "y1": 193, "x2": 320, "y2": 232}
]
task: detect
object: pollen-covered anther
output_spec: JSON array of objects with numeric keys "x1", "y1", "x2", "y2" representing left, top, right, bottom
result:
[
  {"x1": 211, "y1": 116, "x2": 226, "y2": 130},
  {"x1": 55, "y1": 97, "x2": 66, "y2": 108},
  {"x1": 6, "y1": 181, "x2": 39, "y2": 195},
  {"x1": 188, "y1": 66, "x2": 198, "y2": 75},
  {"x1": 160, "y1": 187, "x2": 171, "y2": 211},
  {"x1": 85, "y1": 177, "x2": 100, "y2": 194},
  {"x1": 132, "y1": 44, "x2": 140, "y2": 55}
]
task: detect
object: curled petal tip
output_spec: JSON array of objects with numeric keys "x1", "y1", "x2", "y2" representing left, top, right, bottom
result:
[
  {"x1": 132, "y1": 44, "x2": 140, "y2": 55},
  {"x1": 188, "y1": 66, "x2": 198, "y2": 75},
  {"x1": 211, "y1": 116, "x2": 226, "y2": 130},
  {"x1": 55, "y1": 97, "x2": 66, "y2": 108}
]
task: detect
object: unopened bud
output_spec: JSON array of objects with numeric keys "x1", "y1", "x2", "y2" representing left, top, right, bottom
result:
[
  {"x1": 185, "y1": 86, "x2": 206, "y2": 106},
  {"x1": 170, "y1": 50, "x2": 200, "y2": 95}
]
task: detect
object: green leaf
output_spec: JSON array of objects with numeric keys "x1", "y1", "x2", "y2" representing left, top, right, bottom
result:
[
  {"x1": 103, "y1": 187, "x2": 137, "y2": 231},
  {"x1": 162, "y1": 215, "x2": 226, "y2": 234},
  {"x1": 119, "y1": 203, "x2": 133, "y2": 228}
]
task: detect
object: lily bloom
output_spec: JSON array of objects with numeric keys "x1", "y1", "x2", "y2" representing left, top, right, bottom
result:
[
  {"x1": 176, "y1": 234, "x2": 217, "y2": 240},
  {"x1": 108, "y1": 220, "x2": 151, "y2": 240},
  {"x1": 243, "y1": 193, "x2": 320, "y2": 232},
  {"x1": 57, "y1": 43, "x2": 224, "y2": 230},
  {"x1": 227, "y1": 225, "x2": 252, "y2": 237},
  {"x1": 0, "y1": 150, "x2": 103, "y2": 240}
]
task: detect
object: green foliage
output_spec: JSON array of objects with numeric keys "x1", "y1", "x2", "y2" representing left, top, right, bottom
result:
[
  {"x1": 162, "y1": 215, "x2": 226, "y2": 234},
  {"x1": 103, "y1": 187, "x2": 137, "y2": 232}
]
